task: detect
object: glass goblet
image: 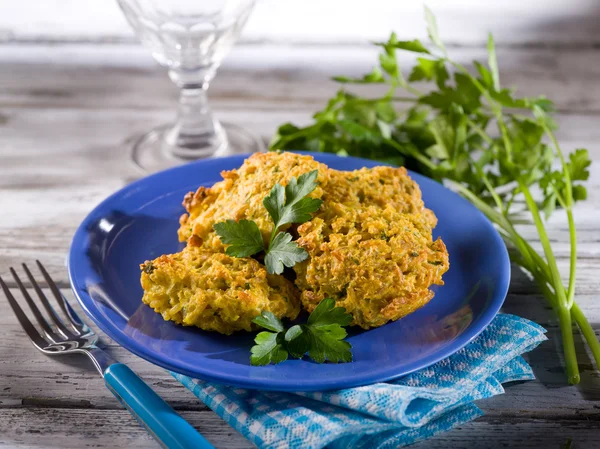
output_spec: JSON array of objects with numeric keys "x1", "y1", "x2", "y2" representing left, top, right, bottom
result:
[{"x1": 117, "y1": 0, "x2": 263, "y2": 173}]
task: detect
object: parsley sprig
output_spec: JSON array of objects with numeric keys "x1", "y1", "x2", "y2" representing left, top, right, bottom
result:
[
  {"x1": 213, "y1": 170, "x2": 322, "y2": 274},
  {"x1": 250, "y1": 298, "x2": 353, "y2": 366},
  {"x1": 270, "y1": 7, "x2": 598, "y2": 384}
]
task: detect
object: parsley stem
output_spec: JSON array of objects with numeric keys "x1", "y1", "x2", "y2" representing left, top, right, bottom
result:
[
  {"x1": 545, "y1": 128, "x2": 577, "y2": 308},
  {"x1": 418, "y1": 61, "x2": 519, "y2": 179},
  {"x1": 571, "y1": 303, "x2": 600, "y2": 369},
  {"x1": 465, "y1": 118, "x2": 494, "y2": 145},
  {"x1": 495, "y1": 117, "x2": 514, "y2": 163},
  {"x1": 384, "y1": 138, "x2": 438, "y2": 171},
  {"x1": 272, "y1": 123, "x2": 322, "y2": 149},
  {"x1": 557, "y1": 306, "x2": 580, "y2": 384},
  {"x1": 344, "y1": 96, "x2": 417, "y2": 105},
  {"x1": 533, "y1": 261, "x2": 600, "y2": 371},
  {"x1": 405, "y1": 84, "x2": 424, "y2": 97},
  {"x1": 392, "y1": 96, "x2": 421, "y2": 102},
  {"x1": 472, "y1": 162, "x2": 504, "y2": 212},
  {"x1": 452, "y1": 182, "x2": 552, "y2": 300},
  {"x1": 504, "y1": 190, "x2": 517, "y2": 215},
  {"x1": 454, "y1": 179, "x2": 582, "y2": 382},
  {"x1": 518, "y1": 180, "x2": 563, "y2": 298},
  {"x1": 555, "y1": 193, "x2": 568, "y2": 210},
  {"x1": 513, "y1": 226, "x2": 586, "y2": 383},
  {"x1": 519, "y1": 180, "x2": 580, "y2": 383},
  {"x1": 451, "y1": 61, "x2": 515, "y2": 162},
  {"x1": 474, "y1": 80, "x2": 576, "y2": 317},
  {"x1": 546, "y1": 129, "x2": 574, "y2": 208},
  {"x1": 565, "y1": 210, "x2": 577, "y2": 308}
]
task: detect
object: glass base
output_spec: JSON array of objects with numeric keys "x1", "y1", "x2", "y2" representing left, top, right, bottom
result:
[{"x1": 130, "y1": 122, "x2": 265, "y2": 174}]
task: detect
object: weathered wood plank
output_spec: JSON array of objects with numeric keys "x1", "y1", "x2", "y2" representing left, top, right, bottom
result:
[
  {"x1": 1, "y1": 408, "x2": 599, "y2": 449},
  {"x1": 4, "y1": 45, "x2": 600, "y2": 114},
  {"x1": 0, "y1": 408, "x2": 250, "y2": 449}
]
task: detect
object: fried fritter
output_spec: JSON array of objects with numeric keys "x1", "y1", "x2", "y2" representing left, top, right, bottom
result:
[
  {"x1": 294, "y1": 166, "x2": 449, "y2": 329},
  {"x1": 140, "y1": 246, "x2": 300, "y2": 335},
  {"x1": 178, "y1": 152, "x2": 330, "y2": 251},
  {"x1": 324, "y1": 166, "x2": 438, "y2": 233}
]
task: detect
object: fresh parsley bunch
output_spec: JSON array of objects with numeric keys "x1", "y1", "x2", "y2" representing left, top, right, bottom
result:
[
  {"x1": 213, "y1": 169, "x2": 323, "y2": 275},
  {"x1": 270, "y1": 7, "x2": 597, "y2": 384},
  {"x1": 250, "y1": 298, "x2": 353, "y2": 366}
]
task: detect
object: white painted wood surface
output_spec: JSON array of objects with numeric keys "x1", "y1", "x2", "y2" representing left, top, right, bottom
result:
[
  {"x1": 2, "y1": 0, "x2": 600, "y2": 46},
  {"x1": 1, "y1": 42, "x2": 600, "y2": 448}
]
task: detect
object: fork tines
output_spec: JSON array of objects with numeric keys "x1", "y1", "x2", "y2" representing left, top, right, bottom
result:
[{"x1": 0, "y1": 261, "x2": 89, "y2": 351}]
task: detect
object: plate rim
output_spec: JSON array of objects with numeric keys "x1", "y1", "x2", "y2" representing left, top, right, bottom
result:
[{"x1": 68, "y1": 152, "x2": 510, "y2": 391}]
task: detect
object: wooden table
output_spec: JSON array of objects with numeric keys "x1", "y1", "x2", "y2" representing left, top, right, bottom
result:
[{"x1": 1, "y1": 43, "x2": 599, "y2": 448}]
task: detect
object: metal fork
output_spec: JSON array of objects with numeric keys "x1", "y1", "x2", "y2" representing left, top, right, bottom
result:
[{"x1": 1, "y1": 261, "x2": 214, "y2": 449}]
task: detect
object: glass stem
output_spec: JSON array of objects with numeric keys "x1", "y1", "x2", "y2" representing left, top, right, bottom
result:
[{"x1": 165, "y1": 68, "x2": 226, "y2": 159}]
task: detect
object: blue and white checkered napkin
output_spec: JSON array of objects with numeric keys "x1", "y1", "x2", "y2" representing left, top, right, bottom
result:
[{"x1": 172, "y1": 314, "x2": 546, "y2": 449}]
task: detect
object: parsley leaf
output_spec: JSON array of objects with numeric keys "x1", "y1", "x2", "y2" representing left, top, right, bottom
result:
[
  {"x1": 263, "y1": 170, "x2": 323, "y2": 229},
  {"x1": 285, "y1": 298, "x2": 353, "y2": 363},
  {"x1": 409, "y1": 57, "x2": 439, "y2": 82},
  {"x1": 250, "y1": 298, "x2": 353, "y2": 366},
  {"x1": 424, "y1": 5, "x2": 446, "y2": 54},
  {"x1": 386, "y1": 39, "x2": 430, "y2": 54},
  {"x1": 474, "y1": 61, "x2": 493, "y2": 88},
  {"x1": 264, "y1": 232, "x2": 308, "y2": 275},
  {"x1": 487, "y1": 33, "x2": 500, "y2": 91},
  {"x1": 262, "y1": 183, "x2": 285, "y2": 226},
  {"x1": 333, "y1": 67, "x2": 385, "y2": 84},
  {"x1": 253, "y1": 311, "x2": 285, "y2": 333},
  {"x1": 568, "y1": 148, "x2": 591, "y2": 182},
  {"x1": 307, "y1": 297, "x2": 353, "y2": 327},
  {"x1": 309, "y1": 325, "x2": 353, "y2": 363},
  {"x1": 250, "y1": 331, "x2": 288, "y2": 366},
  {"x1": 213, "y1": 219, "x2": 264, "y2": 257}
]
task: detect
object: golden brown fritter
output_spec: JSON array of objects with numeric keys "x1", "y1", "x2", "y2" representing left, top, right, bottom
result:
[
  {"x1": 294, "y1": 166, "x2": 449, "y2": 329},
  {"x1": 324, "y1": 166, "x2": 426, "y2": 212},
  {"x1": 140, "y1": 246, "x2": 300, "y2": 335},
  {"x1": 324, "y1": 166, "x2": 438, "y2": 233},
  {"x1": 178, "y1": 152, "x2": 330, "y2": 251}
]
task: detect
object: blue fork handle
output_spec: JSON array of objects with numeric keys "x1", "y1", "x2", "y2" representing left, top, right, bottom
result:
[{"x1": 104, "y1": 363, "x2": 215, "y2": 449}]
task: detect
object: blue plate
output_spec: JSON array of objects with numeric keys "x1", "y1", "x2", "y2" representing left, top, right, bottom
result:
[{"x1": 68, "y1": 152, "x2": 510, "y2": 392}]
